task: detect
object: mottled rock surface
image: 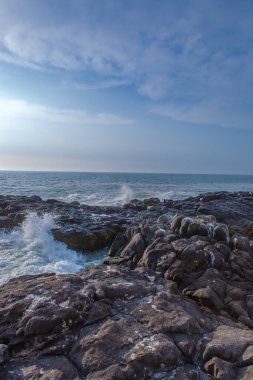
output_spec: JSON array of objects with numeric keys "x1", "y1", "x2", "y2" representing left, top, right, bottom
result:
[{"x1": 1, "y1": 192, "x2": 253, "y2": 379}]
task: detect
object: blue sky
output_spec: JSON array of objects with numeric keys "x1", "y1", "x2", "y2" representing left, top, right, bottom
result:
[{"x1": 0, "y1": 0, "x2": 253, "y2": 173}]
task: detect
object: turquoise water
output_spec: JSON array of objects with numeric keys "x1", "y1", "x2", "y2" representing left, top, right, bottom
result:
[{"x1": 1, "y1": 171, "x2": 253, "y2": 206}]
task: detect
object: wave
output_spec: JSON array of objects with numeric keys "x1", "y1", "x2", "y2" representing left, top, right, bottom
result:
[
  {"x1": 113, "y1": 184, "x2": 134, "y2": 205},
  {"x1": 0, "y1": 213, "x2": 106, "y2": 285}
]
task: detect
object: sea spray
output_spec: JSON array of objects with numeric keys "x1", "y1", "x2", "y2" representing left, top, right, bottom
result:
[
  {"x1": 0, "y1": 213, "x2": 106, "y2": 285},
  {"x1": 113, "y1": 184, "x2": 134, "y2": 205}
]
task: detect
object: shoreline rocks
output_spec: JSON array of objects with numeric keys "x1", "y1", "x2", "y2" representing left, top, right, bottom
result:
[{"x1": 1, "y1": 191, "x2": 253, "y2": 378}]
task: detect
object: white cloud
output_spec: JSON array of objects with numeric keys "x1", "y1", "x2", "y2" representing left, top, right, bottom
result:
[
  {"x1": 0, "y1": 1, "x2": 252, "y2": 128},
  {"x1": 151, "y1": 100, "x2": 253, "y2": 130},
  {"x1": 65, "y1": 78, "x2": 131, "y2": 91},
  {"x1": 0, "y1": 98, "x2": 134, "y2": 125}
]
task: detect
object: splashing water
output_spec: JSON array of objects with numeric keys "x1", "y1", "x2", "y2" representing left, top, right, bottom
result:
[
  {"x1": 113, "y1": 184, "x2": 134, "y2": 205},
  {"x1": 0, "y1": 213, "x2": 107, "y2": 286}
]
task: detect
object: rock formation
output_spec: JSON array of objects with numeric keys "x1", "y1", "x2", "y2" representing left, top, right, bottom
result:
[{"x1": 1, "y1": 192, "x2": 253, "y2": 379}]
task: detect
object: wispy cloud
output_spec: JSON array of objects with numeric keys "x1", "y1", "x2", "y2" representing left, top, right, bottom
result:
[
  {"x1": 150, "y1": 99, "x2": 253, "y2": 130},
  {"x1": 64, "y1": 78, "x2": 131, "y2": 91},
  {"x1": 0, "y1": 98, "x2": 134, "y2": 125},
  {"x1": 0, "y1": 1, "x2": 252, "y2": 129}
]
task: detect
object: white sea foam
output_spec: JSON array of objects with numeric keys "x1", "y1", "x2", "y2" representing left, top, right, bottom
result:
[
  {"x1": 157, "y1": 190, "x2": 174, "y2": 200},
  {"x1": 113, "y1": 184, "x2": 134, "y2": 205},
  {"x1": 0, "y1": 213, "x2": 106, "y2": 286}
]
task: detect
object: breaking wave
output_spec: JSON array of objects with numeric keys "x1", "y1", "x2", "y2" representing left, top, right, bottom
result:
[{"x1": 0, "y1": 213, "x2": 106, "y2": 286}]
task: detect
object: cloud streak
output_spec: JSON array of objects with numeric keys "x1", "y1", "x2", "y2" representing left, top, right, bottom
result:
[{"x1": 0, "y1": 98, "x2": 134, "y2": 126}]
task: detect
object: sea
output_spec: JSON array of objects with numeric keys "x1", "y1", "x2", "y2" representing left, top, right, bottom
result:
[{"x1": 1, "y1": 171, "x2": 253, "y2": 285}]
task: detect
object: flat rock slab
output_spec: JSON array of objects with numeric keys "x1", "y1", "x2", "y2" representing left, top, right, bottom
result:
[
  {"x1": 0, "y1": 260, "x2": 252, "y2": 379},
  {"x1": 0, "y1": 265, "x2": 210, "y2": 379}
]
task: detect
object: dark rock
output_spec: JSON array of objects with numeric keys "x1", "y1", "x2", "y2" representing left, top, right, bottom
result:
[
  {"x1": 53, "y1": 224, "x2": 121, "y2": 252},
  {"x1": 0, "y1": 344, "x2": 8, "y2": 364},
  {"x1": 1, "y1": 191, "x2": 253, "y2": 378},
  {"x1": 179, "y1": 217, "x2": 193, "y2": 237},
  {"x1": 138, "y1": 248, "x2": 169, "y2": 270},
  {"x1": 213, "y1": 223, "x2": 229, "y2": 242},
  {"x1": 120, "y1": 232, "x2": 146, "y2": 259},
  {"x1": 204, "y1": 357, "x2": 237, "y2": 380},
  {"x1": 141, "y1": 225, "x2": 154, "y2": 244},
  {"x1": 203, "y1": 325, "x2": 253, "y2": 363},
  {"x1": 108, "y1": 232, "x2": 127, "y2": 257},
  {"x1": 143, "y1": 197, "x2": 160, "y2": 206},
  {"x1": 157, "y1": 214, "x2": 169, "y2": 224},
  {"x1": 171, "y1": 214, "x2": 184, "y2": 233},
  {"x1": 187, "y1": 222, "x2": 209, "y2": 238},
  {"x1": 230, "y1": 233, "x2": 251, "y2": 252},
  {"x1": 0, "y1": 216, "x2": 15, "y2": 229},
  {"x1": 0, "y1": 356, "x2": 81, "y2": 380}
]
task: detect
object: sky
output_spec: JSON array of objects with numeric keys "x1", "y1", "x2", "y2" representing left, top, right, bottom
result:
[{"x1": 0, "y1": 0, "x2": 253, "y2": 174}]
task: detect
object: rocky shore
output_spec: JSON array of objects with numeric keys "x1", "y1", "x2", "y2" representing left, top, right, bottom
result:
[{"x1": 1, "y1": 191, "x2": 253, "y2": 379}]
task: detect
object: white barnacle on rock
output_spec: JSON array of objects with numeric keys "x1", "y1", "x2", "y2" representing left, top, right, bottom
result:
[{"x1": 25, "y1": 294, "x2": 55, "y2": 312}]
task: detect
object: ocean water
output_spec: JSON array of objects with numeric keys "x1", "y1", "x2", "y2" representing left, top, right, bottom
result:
[
  {"x1": 1, "y1": 171, "x2": 253, "y2": 285},
  {"x1": 1, "y1": 171, "x2": 253, "y2": 206}
]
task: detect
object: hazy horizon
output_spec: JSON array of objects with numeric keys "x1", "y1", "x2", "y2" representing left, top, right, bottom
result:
[
  {"x1": 1, "y1": 1, "x2": 253, "y2": 174},
  {"x1": 1, "y1": 169, "x2": 253, "y2": 177}
]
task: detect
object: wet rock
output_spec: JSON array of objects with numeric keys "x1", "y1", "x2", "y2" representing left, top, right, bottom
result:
[
  {"x1": 120, "y1": 232, "x2": 146, "y2": 260},
  {"x1": 213, "y1": 223, "x2": 229, "y2": 242},
  {"x1": 143, "y1": 197, "x2": 160, "y2": 206},
  {"x1": 0, "y1": 216, "x2": 15, "y2": 229},
  {"x1": 123, "y1": 200, "x2": 147, "y2": 211},
  {"x1": 0, "y1": 344, "x2": 8, "y2": 364},
  {"x1": 53, "y1": 224, "x2": 121, "y2": 252},
  {"x1": 179, "y1": 217, "x2": 193, "y2": 237},
  {"x1": 108, "y1": 232, "x2": 128, "y2": 257},
  {"x1": 171, "y1": 214, "x2": 184, "y2": 233},
  {"x1": 138, "y1": 247, "x2": 169, "y2": 270},
  {"x1": 187, "y1": 222, "x2": 209, "y2": 238}
]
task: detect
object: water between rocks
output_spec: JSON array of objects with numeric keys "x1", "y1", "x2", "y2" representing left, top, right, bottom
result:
[{"x1": 0, "y1": 212, "x2": 108, "y2": 286}]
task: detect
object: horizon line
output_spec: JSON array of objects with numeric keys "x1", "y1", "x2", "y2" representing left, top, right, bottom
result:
[{"x1": 0, "y1": 169, "x2": 253, "y2": 176}]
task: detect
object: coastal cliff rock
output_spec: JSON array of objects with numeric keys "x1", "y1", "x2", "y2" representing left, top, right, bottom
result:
[{"x1": 1, "y1": 192, "x2": 253, "y2": 379}]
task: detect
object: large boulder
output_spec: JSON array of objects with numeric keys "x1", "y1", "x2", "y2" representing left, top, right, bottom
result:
[{"x1": 53, "y1": 224, "x2": 122, "y2": 252}]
